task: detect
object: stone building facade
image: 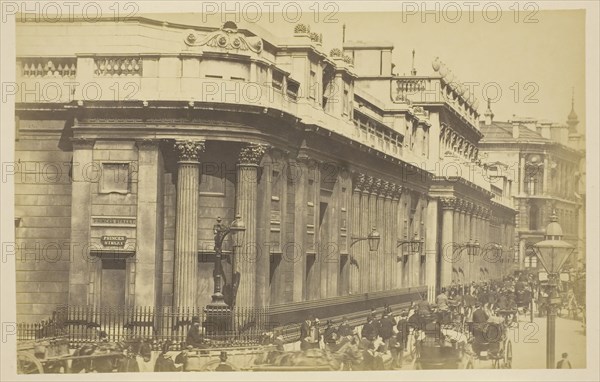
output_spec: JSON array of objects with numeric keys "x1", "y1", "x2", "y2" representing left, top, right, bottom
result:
[
  {"x1": 479, "y1": 99, "x2": 585, "y2": 274},
  {"x1": 14, "y1": 17, "x2": 516, "y2": 323}
]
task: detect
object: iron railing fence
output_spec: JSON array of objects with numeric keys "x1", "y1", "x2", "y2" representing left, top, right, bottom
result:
[{"x1": 17, "y1": 305, "x2": 271, "y2": 349}]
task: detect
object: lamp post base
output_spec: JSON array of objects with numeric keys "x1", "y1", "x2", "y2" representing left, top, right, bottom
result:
[{"x1": 204, "y1": 295, "x2": 232, "y2": 340}]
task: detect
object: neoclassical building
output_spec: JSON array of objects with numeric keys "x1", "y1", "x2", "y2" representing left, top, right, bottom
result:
[
  {"x1": 479, "y1": 99, "x2": 585, "y2": 274},
  {"x1": 14, "y1": 17, "x2": 516, "y2": 323}
]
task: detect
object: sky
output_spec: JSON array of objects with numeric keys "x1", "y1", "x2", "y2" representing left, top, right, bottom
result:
[{"x1": 153, "y1": 7, "x2": 586, "y2": 130}]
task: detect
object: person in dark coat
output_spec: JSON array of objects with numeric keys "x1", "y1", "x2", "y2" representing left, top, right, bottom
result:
[
  {"x1": 378, "y1": 313, "x2": 395, "y2": 346},
  {"x1": 154, "y1": 342, "x2": 182, "y2": 372},
  {"x1": 186, "y1": 316, "x2": 207, "y2": 348},
  {"x1": 396, "y1": 311, "x2": 410, "y2": 351},
  {"x1": 556, "y1": 352, "x2": 572, "y2": 369},
  {"x1": 337, "y1": 316, "x2": 353, "y2": 337},
  {"x1": 323, "y1": 320, "x2": 337, "y2": 343},
  {"x1": 215, "y1": 351, "x2": 235, "y2": 371},
  {"x1": 361, "y1": 316, "x2": 378, "y2": 341}
]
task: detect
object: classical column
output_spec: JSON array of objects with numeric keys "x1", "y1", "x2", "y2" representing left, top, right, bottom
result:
[
  {"x1": 359, "y1": 176, "x2": 371, "y2": 293},
  {"x1": 173, "y1": 139, "x2": 205, "y2": 308},
  {"x1": 376, "y1": 180, "x2": 386, "y2": 291},
  {"x1": 349, "y1": 174, "x2": 363, "y2": 294},
  {"x1": 425, "y1": 198, "x2": 438, "y2": 303},
  {"x1": 368, "y1": 177, "x2": 379, "y2": 292},
  {"x1": 383, "y1": 182, "x2": 393, "y2": 290},
  {"x1": 236, "y1": 143, "x2": 268, "y2": 308},
  {"x1": 391, "y1": 185, "x2": 401, "y2": 289},
  {"x1": 543, "y1": 156, "x2": 549, "y2": 195},
  {"x1": 457, "y1": 201, "x2": 466, "y2": 285},
  {"x1": 519, "y1": 156, "x2": 525, "y2": 195},
  {"x1": 440, "y1": 197, "x2": 456, "y2": 288}
]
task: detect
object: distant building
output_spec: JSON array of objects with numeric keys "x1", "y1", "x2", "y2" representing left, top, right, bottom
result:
[
  {"x1": 15, "y1": 17, "x2": 516, "y2": 323},
  {"x1": 479, "y1": 96, "x2": 585, "y2": 274}
]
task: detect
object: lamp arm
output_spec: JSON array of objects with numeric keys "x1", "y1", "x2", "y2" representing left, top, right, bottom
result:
[{"x1": 350, "y1": 236, "x2": 367, "y2": 248}]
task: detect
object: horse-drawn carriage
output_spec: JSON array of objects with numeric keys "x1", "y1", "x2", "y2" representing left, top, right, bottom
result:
[
  {"x1": 17, "y1": 336, "x2": 152, "y2": 374},
  {"x1": 469, "y1": 319, "x2": 512, "y2": 369},
  {"x1": 409, "y1": 312, "x2": 472, "y2": 370}
]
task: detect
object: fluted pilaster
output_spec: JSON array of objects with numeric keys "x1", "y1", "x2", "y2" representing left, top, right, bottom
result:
[
  {"x1": 350, "y1": 173, "x2": 364, "y2": 294},
  {"x1": 173, "y1": 139, "x2": 205, "y2": 308},
  {"x1": 383, "y1": 181, "x2": 393, "y2": 291},
  {"x1": 440, "y1": 197, "x2": 456, "y2": 288}
]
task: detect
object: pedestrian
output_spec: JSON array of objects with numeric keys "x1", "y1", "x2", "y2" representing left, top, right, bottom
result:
[
  {"x1": 186, "y1": 316, "x2": 207, "y2": 348},
  {"x1": 396, "y1": 310, "x2": 410, "y2": 351},
  {"x1": 215, "y1": 351, "x2": 235, "y2": 371},
  {"x1": 337, "y1": 316, "x2": 353, "y2": 337},
  {"x1": 300, "y1": 314, "x2": 315, "y2": 351},
  {"x1": 389, "y1": 331, "x2": 403, "y2": 369},
  {"x1": 378, "y1": 312, "x2": 395, "y2": 348},
  {"x1": 361, "y1": 316, "x2": 378, "y2": 341},
  {"x1": 556, "y1": 352, "x2": 572, "y2": 369},
  {"x1": 323, "y1": 320, "x2": 338, "y2": 348}
]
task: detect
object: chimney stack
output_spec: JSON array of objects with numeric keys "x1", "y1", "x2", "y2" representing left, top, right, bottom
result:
[
  {"x1": 484, "y1": 98, "x2": 494, "y2": 125},
  {"x1": 512, "y1": 116, "x2": 520, "y2": 139}
]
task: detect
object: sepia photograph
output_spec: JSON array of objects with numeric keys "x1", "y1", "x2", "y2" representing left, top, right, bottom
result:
[{"x1": 0, "y1": 1, "x2": 598, "y2": 381}]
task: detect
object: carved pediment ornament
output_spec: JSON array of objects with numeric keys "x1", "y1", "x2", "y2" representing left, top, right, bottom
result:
[{"x1": 185, "y1": 22, "x2": 263, "y2": 54}]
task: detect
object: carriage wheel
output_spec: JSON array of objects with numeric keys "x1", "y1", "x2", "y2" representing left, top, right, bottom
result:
[
  {"x1": 17, "y1": 352, "x2": 44, "y2": 374},
  {"x1": 505, "y1": 340, "x2": 512, "y2": 369},
  {"x1": 197, "y1": 359, "x2": 240, "y2": 372}
]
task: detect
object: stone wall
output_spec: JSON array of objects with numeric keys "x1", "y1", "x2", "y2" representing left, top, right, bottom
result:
[{"x1": 15, "y1": 117, "x2": 72, "y2": 322}]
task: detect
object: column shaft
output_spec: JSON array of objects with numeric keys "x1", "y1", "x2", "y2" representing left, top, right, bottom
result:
[
  {"x1": 359, "y1": 187, "x2": 370, "y2": 293},
  {"x1": 440, "y1": 198, "x2": 455, "y2": 288},
  {"x1": 173, "y1": 140, "x2": 203, "y2": 308},
  {"x1": 235, "y1": 143, "x2": 267, "y2": 308},
  {"x1": 350, "y1": 186, "x2": 361, "y2": 294}
]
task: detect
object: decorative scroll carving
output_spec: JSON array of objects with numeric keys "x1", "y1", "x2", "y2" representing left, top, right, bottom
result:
[
  {"x1": 440, "y1": 197, "x2": 457, "y2": 210},
  {"x1": 185, "y1": 22, "x2": 263, "y2": 54},
  {"x1": 238, "y1": 143, "x2": 268, "y2": 166},
  {"x1": 174, "y1": 140, "x2": 205, "y2": 162}
]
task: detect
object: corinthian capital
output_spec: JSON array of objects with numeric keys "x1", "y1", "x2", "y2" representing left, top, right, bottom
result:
[
  {"x1": 440, "y1": 197, "x2": 457, "y2": 210},
  {"x1": 354, "y1": 172, "x2": 367, "y2": 192},
  {"x1": 174, "y1": 139, "x2": 205, "y2": 162},
  {"x1": 238, "y1": 143, "x2": 269, "y2": 166}
]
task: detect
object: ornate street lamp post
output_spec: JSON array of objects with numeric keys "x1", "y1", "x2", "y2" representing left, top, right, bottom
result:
[
  {"x1": 204, "y1": 214, "x2": 246, "y2": 336},
  {"x1": 396, "y1": 232, "x2": 424, "y2": 261},
  {"x1": 532, "y1": 212, "x2": 574, "y2": 369},
  {"x1": 350, "y1": 227, "x2": 381, "y2": 251}
]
